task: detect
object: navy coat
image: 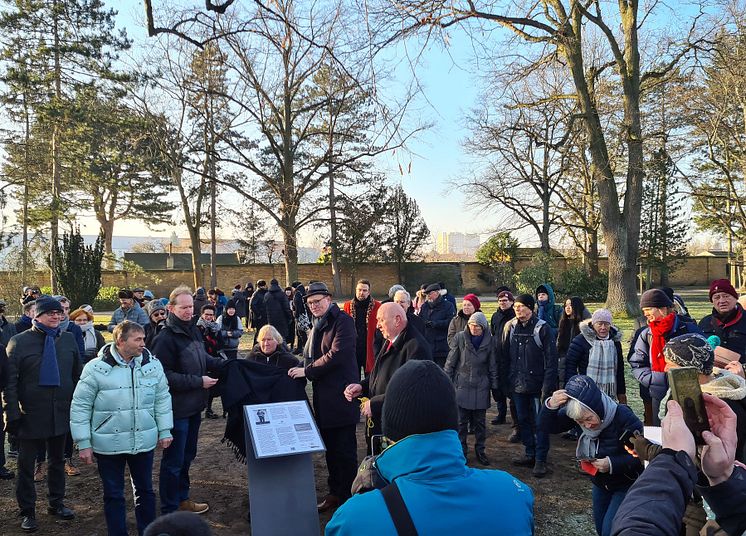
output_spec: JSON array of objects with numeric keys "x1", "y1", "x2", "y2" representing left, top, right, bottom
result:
[{"x1": 419, "y1": 296, "x2": 456, "y2": 359}]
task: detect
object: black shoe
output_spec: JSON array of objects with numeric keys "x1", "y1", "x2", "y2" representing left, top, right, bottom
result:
[
  {"x1": 508, "y1": 429, "x2": 521, "y2": 443},
  {"x1": 533, "y1": 460, "x2": 548, "y2": 478},
  {"x1": 47, "y1": 505, "x2": 75, "y2": 520},
  {"x1": 512, "y1": 455, "x2": 535, "y2": 467},
  {"x1": 21, "y1": 516, "x2": 38, "y2": 532},
  {"x1": 205, "y1": 409, "x2": 218, "y2": 419},
  {"x1": 491, "y1": 416, "x2": 506, "y2": 425},
  {"x1": 0, "y1": 466, "x2": 14, "y2": 479},
  {"x1": 476, "y1": 451, "x2": 490, "y2": 466}
]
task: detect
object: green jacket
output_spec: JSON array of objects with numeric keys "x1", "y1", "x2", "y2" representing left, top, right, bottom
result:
[{"x1": 70, "y1": 343, "x2": 173, "y2": 455}]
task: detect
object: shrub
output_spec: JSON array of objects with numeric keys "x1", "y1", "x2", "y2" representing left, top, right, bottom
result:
[
  {"x1": 93, "y1": 286, "x2": 121, "y2": 311},
  {"x1": 556, "y1": 267, "x2": 608, "y2": 302},
  {"x1": 516, "y1": 253, "x2": 553, "y2": 295}
]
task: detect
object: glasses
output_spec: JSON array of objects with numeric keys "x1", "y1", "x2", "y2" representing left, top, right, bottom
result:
[
  {"x1": 152, "y1": 311, "x2": 167, "y2": 317},
  {"x1": 307, "y1": 297, "x2": 327, "y2": 307},
  {"x1": 43, "y1": 311, "x2": 65, "y2": 317}
]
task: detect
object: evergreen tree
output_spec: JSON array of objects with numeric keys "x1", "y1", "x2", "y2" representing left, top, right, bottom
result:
[
  {"x1": 639, "y1": 147, "x2": 689, "y2": 287},
  {"x1": 51, "y1": 226, "x2": 105, "y2": 307},
  {"x1": 382, "y1": 185, "x2": 430, "y2": 282}
]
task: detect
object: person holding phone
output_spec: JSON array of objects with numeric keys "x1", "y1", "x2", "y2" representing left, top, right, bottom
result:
[{"x1": 540, "y1": 375, "x2": 643, "y2": 536}]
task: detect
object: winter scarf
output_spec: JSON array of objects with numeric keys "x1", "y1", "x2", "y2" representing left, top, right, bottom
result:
[
  {"x1": 220, "y1": 311, "x2": 239, "y2": 331},
  {"x1": 33, "y1": 320, "x2": 61, "y2": 387},
  {"x1": 574, "y1": 392, "x2": 618, "y2": 460},
  {"x1": 197, "y1": 317, "x2": 220, "y2": 333},
  {"x1": 713, "y1": 305, "x2": 743, "y2": 328},
  {"x1": 649, "y1": 313, "x2": 676, "y2": 373},
  {"x1": 470, "y1": 332, "x2": 484, "y2": 351},
  {"x1": 581, "y1": 320, "x2": 620, "y2": 399},
  {"x1": 78, "y1": 321, "x2": 98, "y2": 352}
]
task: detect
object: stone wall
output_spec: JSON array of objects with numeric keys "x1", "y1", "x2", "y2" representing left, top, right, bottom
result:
[{"x1": 4, "y1": 256, "x2": 729, "y2": 300}]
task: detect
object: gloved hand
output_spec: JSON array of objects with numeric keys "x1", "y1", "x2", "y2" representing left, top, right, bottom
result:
[{"x1": 627, "y1": 433, "x2": 661, "y2": 462}]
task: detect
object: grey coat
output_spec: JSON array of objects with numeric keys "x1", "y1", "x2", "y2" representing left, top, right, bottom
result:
[
  {"x1": 4, "y1": 327, "x2": 83, "y2": 439},
  {"x1": 444, "y1": 327, "x2": 498, "y2": 410}
]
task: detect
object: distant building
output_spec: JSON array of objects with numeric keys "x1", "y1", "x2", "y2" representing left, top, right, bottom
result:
[{"x1": 435, "y1": 232, "x2": 481, "y2": 255}]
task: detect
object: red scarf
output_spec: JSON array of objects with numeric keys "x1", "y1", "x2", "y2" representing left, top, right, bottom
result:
[
  {"x1": 714, "y1": 306, "x2": 743, "y2": 328},
  {"x1": 649, "y1": 313, "x2": 676, "y2": 372}
]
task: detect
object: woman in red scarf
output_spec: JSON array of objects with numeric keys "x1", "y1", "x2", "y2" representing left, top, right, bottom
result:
[{"x1": 629, "y1": 288, "x2": 701, "y2": 425}]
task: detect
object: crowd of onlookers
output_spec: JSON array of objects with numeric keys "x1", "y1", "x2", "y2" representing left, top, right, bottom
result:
[{"x1": 1, "y1": 276, "x2": 746, "y2": 535}]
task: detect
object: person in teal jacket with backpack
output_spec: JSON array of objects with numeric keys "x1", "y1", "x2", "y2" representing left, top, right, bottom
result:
[
  {"x1": 70, "y1": 321, "x2": 173, "y2": 536},
  {"x1": 326, "y1": 360, "x2": 534, "y2": 536}
]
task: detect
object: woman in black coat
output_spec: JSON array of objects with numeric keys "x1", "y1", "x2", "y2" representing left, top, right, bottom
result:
[
  {"x1": 263, "y1": 279, "x2": 293, "y2": 343},
  {"x1": 557, "y1": 296, "x2": 591, "y2": 387},
  {"x1": 246, "y1": 325, "x2": 301, "y2": 370}
]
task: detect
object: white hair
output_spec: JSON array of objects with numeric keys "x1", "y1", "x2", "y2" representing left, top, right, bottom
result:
[{"x1": 566, "y1": 399, "x2": 595, "y2": 421}]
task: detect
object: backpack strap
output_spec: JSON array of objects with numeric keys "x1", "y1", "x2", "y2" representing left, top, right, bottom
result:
[
  {"x1": 381, "y1": 481, "x2": 418, "y2": 536},
  {"x1": 533, "y1": 319, "x2": 546, "y2": 349}
]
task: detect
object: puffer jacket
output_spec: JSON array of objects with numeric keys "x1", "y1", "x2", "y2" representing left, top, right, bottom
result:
[
  {"x1": 629, "y1": 315, "x2": 701, "y2": 400},
  {"x1": 540, "y1": 375, "x2": 643, "y2": 492},
  {"x1": 419, "y1": 295, "x2": 456, "y2": 359},
  {"x1": 503, "y1": 314, "x2": 558, "y2": 397},
  {"x1": 107, "y1": 303, "x2": 149, "y2": 332},
  {"x1": 699, "y1": 304, "x2": 746, "y2": 362},
  {"x1": 445, "y1": 327, "x2": 498, "y2": 410},
  {"x1": 70, "y1": 344, "x2": 173, "y2": 455},
  {"x1": 217, "y1": 313, "x2": 243, "y2": 350},
  {"x1": 565, "y1": 320, "x2": 626, "y2": 397},
  {"x1": 325, "y1": 430, "x2": 534, "y2": 536}
]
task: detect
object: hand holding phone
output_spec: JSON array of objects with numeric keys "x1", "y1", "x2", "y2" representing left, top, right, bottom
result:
[{"x1": 666, "y1": 367, "x2": 710, "y2": 445}]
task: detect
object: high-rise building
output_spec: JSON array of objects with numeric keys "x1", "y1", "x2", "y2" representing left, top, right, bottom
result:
[{"x1": 435, "y1": 232, "x2": 481, "y2": 255}]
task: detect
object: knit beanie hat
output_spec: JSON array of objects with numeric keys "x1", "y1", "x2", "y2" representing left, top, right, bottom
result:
[
  {"x1": 467, "y1": 311, "x2": 489, "y2": 330},
  {"x1": 515, "y1": 293, "x2": 535, "y2": 310},
  {"x1": 382, "y1": 360, "x2": 458, "y2": 442},
  {"x1": 709, "y1": 279, "x2": 738, "y2": 301},
  {"x1": 145, "y1": 301, "x2": 166, "y2": 318},
  {"x1": 35, "y1": 296, "x2": 63, "y2": 316},
  {"x1": 118, "y1": 289, "x2": 134, "y2": 300},
  {"x1": 663, "y1": 334, "x2": 714, "y2": 375},
  {"x1": 226, "y1": 299, "x2": 237, "y2": 310},
  {"x1": 640, "y1": 289, "x2": 673, "y2": 309},
  {"x1": 462, "y1": 293, "x2": 481, "y2": 311},
  {"x1": 591, "y1": 309, "x2": 612, "y2": 325},
  {"x1": 497, "y1": 290, "x2": 514, "y2": 302}
]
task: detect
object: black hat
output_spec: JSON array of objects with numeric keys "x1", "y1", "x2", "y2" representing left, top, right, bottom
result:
[
  {"x1": 382, "y1": 360, "x2": 458, "y2": 442},
  {"x1": 256, "y1": 279, "x2": 267, "y2": 287},
  {"x1": 118, "y1": 289, "x2": 134, "y2": 300},
  {"x1": 304, "y1": 282, "x2": 331, "y2": 300},
  {"x1": 35, "y1": 295, "x2": 63, "y2": 316},
  {"x1": 226, "y1": 299, "x2": 237, "y2": 310},
  {"x1": 515, "y1": 293, "x2": 535, "y2": 310},
  {"x1": 424, "y1": 283, "x2": 441, "y2": 293},
  {"x1": 640, "y1": 289, "x2": 673, "y2": 309},
  {"x1": 663, "y1": 334, "x2": 714, "y2": 375},
  {"x1": 133, "y1": 287, "x2": 145, "y2": 293},
  {"x1": 495, "y1": 285, "x2": 512, "y2": 297}
]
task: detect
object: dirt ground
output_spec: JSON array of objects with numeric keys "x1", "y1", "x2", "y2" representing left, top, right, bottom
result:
[{"x1": 0, "y1": 396, "x2": 596, "y2": 536}]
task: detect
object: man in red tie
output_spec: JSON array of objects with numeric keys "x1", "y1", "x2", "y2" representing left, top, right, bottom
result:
[{"x1": 343, "y1": 302, "x2": 432, "y2": 445}]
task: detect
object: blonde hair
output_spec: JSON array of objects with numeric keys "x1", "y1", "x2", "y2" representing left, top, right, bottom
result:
[
  {"x1": 258, "y1": 324, "x2": 284, "y2": 345},
  {"x1": 169, "y1": 285, "x2": 193, "y2": 305}
]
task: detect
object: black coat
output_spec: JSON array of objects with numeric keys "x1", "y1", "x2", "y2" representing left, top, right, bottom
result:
[
  {"x1": 264, "y1": 283, "x2": 293, "y2": 341},
  {"x1": 292, "y1": 285, "x2": 308, "y2": 320},
  {"x1": 419, "y1": 296, "x2": 456, "y2": 359},
  {"x1": 699, "y1": 304, "x2": 746, "y2": 362},
  {"x1": 4, "y1": 328, "x2": 83, "y2": 439},
  {"x1": 0, "y1": 316, "x2": 17, "y2": 347},
  {"x1": 246, "y1": 344, "x2": 301, "y2": 370},
  {"x1": 0, "y1": 344, "x2": 7, "y2": 391},
  {"x1": 361, "y1": 324, "x2": 432, "y2": 428},
  {"x1": 151, "y1": 315, "x2": 224, "y2": 420},
  {"x1": 406, "y1": 310, "x2": 425, "y2": 337},
  {"x1": 249, "y1": 288, "x2": 268, "y2": 328},
  {"x1": 304, "y1": 303, "x2": 359, "y2": 429},
  {"x1": 231, "y1": 290, "x2": 248, "y2": 318},
  {"x1": 503, "y1": 315, "x2": 558, "y2": 397}
]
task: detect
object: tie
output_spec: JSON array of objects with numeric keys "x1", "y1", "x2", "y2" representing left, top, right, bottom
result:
[{"x1": 386, "y1": 340, "x2": 393, "y2": 352}]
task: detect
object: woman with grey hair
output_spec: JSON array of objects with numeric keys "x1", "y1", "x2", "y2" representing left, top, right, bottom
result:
[
  {"x1": 246, "y1": 324, "x2": 300, "y2": 370},
  {"x1": 444, "y1": 311, "x2": 497, "y2": 465},
  {"x1": 540, "y1": 375, "x2": 643, "y2": 536}
]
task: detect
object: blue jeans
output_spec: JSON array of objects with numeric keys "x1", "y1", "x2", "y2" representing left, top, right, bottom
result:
[
  {"x1": 159, "y1": 413, "x2": 201, "y2": 514},
  {"x1": 512, "y1": 392, "x2": 550, "y2": 462},
  {"x1": 592, "y1": 485, "x2": 627, "y2": 536},
  {"x1": 96, "y1": 450, "x2": 156, "y2": 536}
]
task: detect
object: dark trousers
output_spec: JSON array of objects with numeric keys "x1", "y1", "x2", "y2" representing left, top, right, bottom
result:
[
  {"x1": 509, "y1": 398, "x2": 519, "y2": 430},
  {"x1": 17, "y1": 434, "x2": 66, "y2": 516},
  {"x1": 0, "y1": 428, "x2": 5, "y2": 469},
  {"x1": 592, "y1": 484, "x2": 628, "y2": 536},
  {"x1": 96, "y1": 450, "x2": 156, "y2": 536},
  {"x1": 37, "y1": 432, "x2": 74, "y2": 462},
  {"x1": 319, "y1": 425, "x2": 357, "y2": 501},
  {"x1": 458, "y1": 407, "x2": 487, "y2": 454},
  {"x1": 513, "y1": 392, "x2": 550, "y2": 462},
  {"x1": 296, "y1": 325, "x2": 308, "y2": 351},
  {"x1": 159, "y1": 413, "x2": 201, "y2": 514}
]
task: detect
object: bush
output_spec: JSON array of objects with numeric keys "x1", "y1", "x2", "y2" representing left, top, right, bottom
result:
[
  {"x1": 93, "y1": 286, "x2": 121, "y2": 311},
  {"x1": 515, "y1": 253, "x2": 553, "y2": 295},
  {"x1": 477, "y1": 264, "x2": 516, "y2": 291},
  {"x1": 556, "y1": 267, "x2": 608, "y2": 302}
]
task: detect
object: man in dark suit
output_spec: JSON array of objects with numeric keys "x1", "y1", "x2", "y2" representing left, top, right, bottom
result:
[
  {"x1": 288, "y1": 282, "x2": 358, "y2": 513},
  {"x1": 344, "y1": 302, "x2": 432, "y2": 441}
]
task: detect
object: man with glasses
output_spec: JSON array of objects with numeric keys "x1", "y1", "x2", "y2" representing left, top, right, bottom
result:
[
  {"x1": 288, "y1": 282, "x2": 358, "y2": 513},
  {"x1": 491, "y1": 289, "x2": 516, "y2": 430},
  {"x1": 4, "y1": 296, "x2": 82, "y2": 532}
]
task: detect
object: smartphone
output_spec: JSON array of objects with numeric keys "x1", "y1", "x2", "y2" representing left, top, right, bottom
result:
[
  {"x1": 619, "y1": 429, "x2": 638, "y2": 451},
  {"x1": 370, "y1": 435, "x2": 391, "y2": 456},
  {"x1": 667, "y1": 367, "x2": 710, "y2": 444}
]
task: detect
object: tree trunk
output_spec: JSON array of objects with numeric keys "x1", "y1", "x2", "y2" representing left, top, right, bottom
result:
[
  {"x1": 587, "y1": 228, "x2": 599, "y2": 278},
  {"x1": 22, "y1": 94, "x2": 30, "y2": 285},
  {"x1": 280, "y1": 213, "x2": 298, "y2": 285},
  {"x1": 210, "y1": 172, "x2": 217, "y2": 289},
  {"x1": 188, "y1": 225, "x2": 203, "y2": 290},
  {"x1": 49, "y1": 1, "x2": 61, "y2": 293}
]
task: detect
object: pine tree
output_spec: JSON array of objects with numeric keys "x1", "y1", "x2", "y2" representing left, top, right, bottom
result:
[
  {"x1": 51, "y1": 226, "x2": 105, "y2": 306},
  {"x1": 382, "y1": 185, "x2": 431, "y2": 282}
]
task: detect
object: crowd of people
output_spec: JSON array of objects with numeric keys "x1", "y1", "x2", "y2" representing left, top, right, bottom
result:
[{"x1": 1, "y1": 276, "x2": 746, "y2": 535}]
